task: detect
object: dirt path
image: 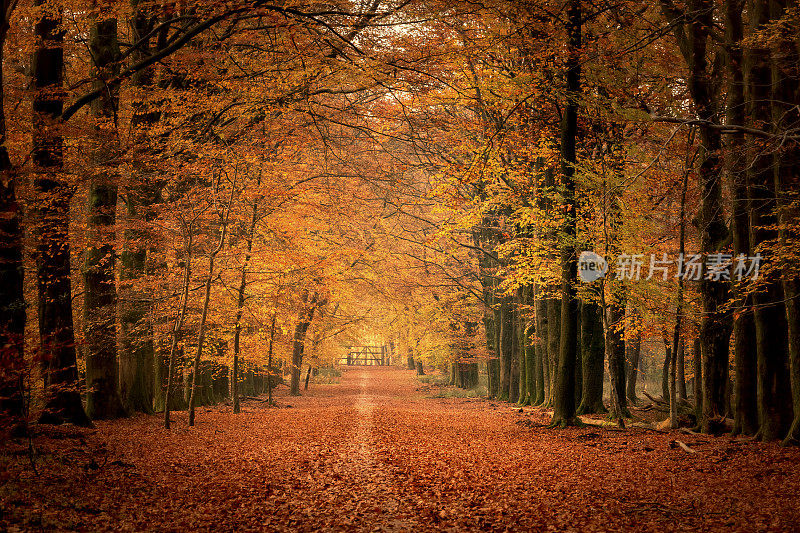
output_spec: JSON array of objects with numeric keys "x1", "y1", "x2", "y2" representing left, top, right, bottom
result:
[{"x1": 3, "y1": 366, "x2": 800, "y2": 532}]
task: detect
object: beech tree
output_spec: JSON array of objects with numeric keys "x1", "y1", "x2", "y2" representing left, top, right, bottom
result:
[
  {"x1": 0, "y1": 0, "x2": 24, "y2": 429},
  {"x1": 84, "y1": 8, "x2": 125, "y2": 420},
  {"x1": 33, "y1": 0, "x2": 90, "y2": 426}
]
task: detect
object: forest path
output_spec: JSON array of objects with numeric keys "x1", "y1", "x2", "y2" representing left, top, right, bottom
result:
[{"x1": 4, "y1": 366, "x2": 800, "y2": 532}]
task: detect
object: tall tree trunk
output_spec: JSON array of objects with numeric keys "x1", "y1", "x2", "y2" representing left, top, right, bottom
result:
[
  {"x1": 482, "y1": 315, "x2": 497, "y2": 397},
  {"x1": 516, "y1": 292, "x2": 528, "y2": 405},
  {"x1": 662, "y1": 0, "x2": 733, "y2": 433},
  {"x1": 509, "y1": 299, "x2": 520, "y2": 403},
  {"x1": 670, "y1": 334, "x2": 678, "y2": 428},
  {"x1": 605, "y1": 296, "x2": 629, "y2": 421},
  {"x1": 725, "y1": 0, "x2": 759, "y2": 436},
  {"x1": 532, "y1": 293, "x2": 546, "y2": 405},
  {"x1": 577, "y1": 300, "x2": 606, "y2": 414},
  {"x1": 693, "y1": 337, "x2": 703, "y2": 424},
  {"x1": 768, "y1": 0, "x2": 800, "y2": 446},
  {"x1": 523, "y1": 288, "x2": 536, "y2": 405},
  {"x1": 232, "y1": 195, "x2": 259, "y2": 414},
  {"x1": 551, "y1": 0, "x2": 581, "y2": 427},
  {"x1": 545, "y1": 297, "x2": 560, "y2": 406},
  {"x1": 118, "y1": 5, "x2": 160, "y2": 414},
  {"x1": 524, "y1": 320, "x2": 536, "y2": 404},
  {"x1": 676, "y1": 341, "x2": 687, "y2": 400},
  {"x1": 163, "y1": 232, "x2": 193, "y2": 429},
  {"x1": 625, "y1": 331, "x2": 641, "y2": 405},
  {"x1": 745, "y1": 0, "x2": 792, "y2": 441},
  {"x1": 662, "y1": 331, "x2": 672, "y2": 403},
  {"x1": 84, "y1": 13, "x2": 125, "y2": 420},
  {"x1": 491, "y1": 313, "x2": 502, "y2": 399},
  {"x1": 498, "y1": 296, "x2": 513, "y2": 401},
  {"x1": 574, "y1": 301, "x2": 583, "y2": 407},
  {"x1": 290, "y1": 290, "x2": 319, "y2": 396},
  {"x1": 118, "y1": 220, "x2": 157, "y2": 414},
  {"x1": 188, "y1": 182, "x2": 234, "y2": 426},
  {"x1": 33, "y1": 0, "x2": 90, "y2": 427},
  {"x1": 187, "y1": 250, "x2": 222, "y2": 426},
  {"x1": 266, "y1": 300, "x2": 277, "y2": 405},
  {"x1": 0, "y1": 4, "x2": 26, "y2": 428},
  {"x1": 670, "y1": 167, "x2": 689, "y2": 427}
]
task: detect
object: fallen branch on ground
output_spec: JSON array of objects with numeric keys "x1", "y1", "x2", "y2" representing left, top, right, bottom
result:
[{"x1": 670, "y1": 439, "x2": 697, "y2": 453}]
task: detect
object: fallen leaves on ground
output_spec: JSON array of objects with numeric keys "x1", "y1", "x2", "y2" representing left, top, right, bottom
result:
[{"x1": 2, "y1": 367, "x2": 799, "y2": 532}]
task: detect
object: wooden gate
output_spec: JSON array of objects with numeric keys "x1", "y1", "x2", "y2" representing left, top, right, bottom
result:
[{"x1": 342, "y1": 345, "x2": 387, "y2": 366}]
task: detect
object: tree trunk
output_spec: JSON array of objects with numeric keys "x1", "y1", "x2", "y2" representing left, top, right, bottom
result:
[
  {"x1": 290, "y1": 290, "x2": 319, "y2": 396},
  {"x1": 670, "y1": 325, "x2": 683, "y2": 429},
  {"x1": 509, "y1": 300, "x2": 520, "y2": 403},
  {"x1": 491, "y1": 313, "x2": 501, "y2": 398},
  {"x1": 662, "y1": 332, "x2": 672, "y2": 403},
  {"x1": 531, "y1": 296, "x2": 547, "y2": 405},
  {"x1": 469, "y1": 363, "x2": 479, "y2": 389},
  {"x1": 163, "y1": 233, "x2": 193, "y2": 429},
  {"x1": 670, "y1": 333, "x2": 678, "y2": 428},
  {"x1": 726, "y1": 0, "x2": 759, "y2": 436},
  {"x1": 768, "y1": 0, "x2": 800, "y2": 446},
  {"x1": 415, "y1": 360, "x2": 425, "y2": 376},
  {"x1": 188, "y1": 247, "x2": 224, "y2": 424},
  {"x1": 516, "y1": 295, "x2": 528, "y2": 405},
  {"x1": 232, "y1": 196, "x2": 259, "y2": 414},
  {"x1": 670, "y1": 167, "x2": 689, "y2": 427},
  {"x1": 84, "y1": 14, "x2": 125, "y2": 420},
  {"x1": 605, "y1": 297, "x2": 629, "y2": 421},
  {"x1": 550, "y1": 0, "x2": 581, "y2": 427},
  {"x1": 118, "y1": 214, "x2": 156, "y2": 414},
  {"x1": 745, "y1": 0, "x2": 793, "y2": 441},
  {"x1": 661, "y1": 0, "x2": 734, "y2": 434},
  {"x1": 267, "y1": 304, "x2": 277, "y2": 404},
  {"x1": 0, "y1": 9, "x2": 26, "y2": 427},
  {"x1": 676, "y1": 341, "x2": 687, "y2": 400},
  {"x1": 693, "y1": 337, "x2": 703, "y2": 423},
  {"x1": 574, "y1": 301, "x2": 583, "y2": 407},
  {"x1": 187, "y1": 178, "x2": 234, "y2": 425},
  {"x1": 577, "y1": 300, "x2": 606, "y2": 414},
  {"x1": 545, "y1": 297, "x2": 560, "y2": 406},
  {"x1": 625, "y1": 331, "x2": 641, "y2": 405},
  {"x1": 151, "y1": 351, "x2": 168, "y2": 413},
  {"x1": 118, "y1": 5, "x2": 161, "y2": 414},
  {"x1": 33, "y1": 1, "x2": 90, "y2": 427},
  {"x1": 498, "y1": 296, "x2": 513, "y2": 401},
  {"x1": 482, "y1": 315, "x2": 496, "y2": 397},
  {"x1": 524, "y1": 293, "x2": 536, "y2": 405}
]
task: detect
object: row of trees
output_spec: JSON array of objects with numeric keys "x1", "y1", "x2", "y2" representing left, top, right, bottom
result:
[
  {"x1": 408, "y1": 0, "x2": 799, "y2": 444},
  {"x1": 0, "y1": 0, "x2": 798, "y2": 448},
  {"x1": 0, "y1": 0, "x2": 446, "y2": 432}
]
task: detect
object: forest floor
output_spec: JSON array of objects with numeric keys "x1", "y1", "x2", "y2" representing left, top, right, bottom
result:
[{"x1": 2, "y1": 366, "x2": 800, "y2": 532}]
